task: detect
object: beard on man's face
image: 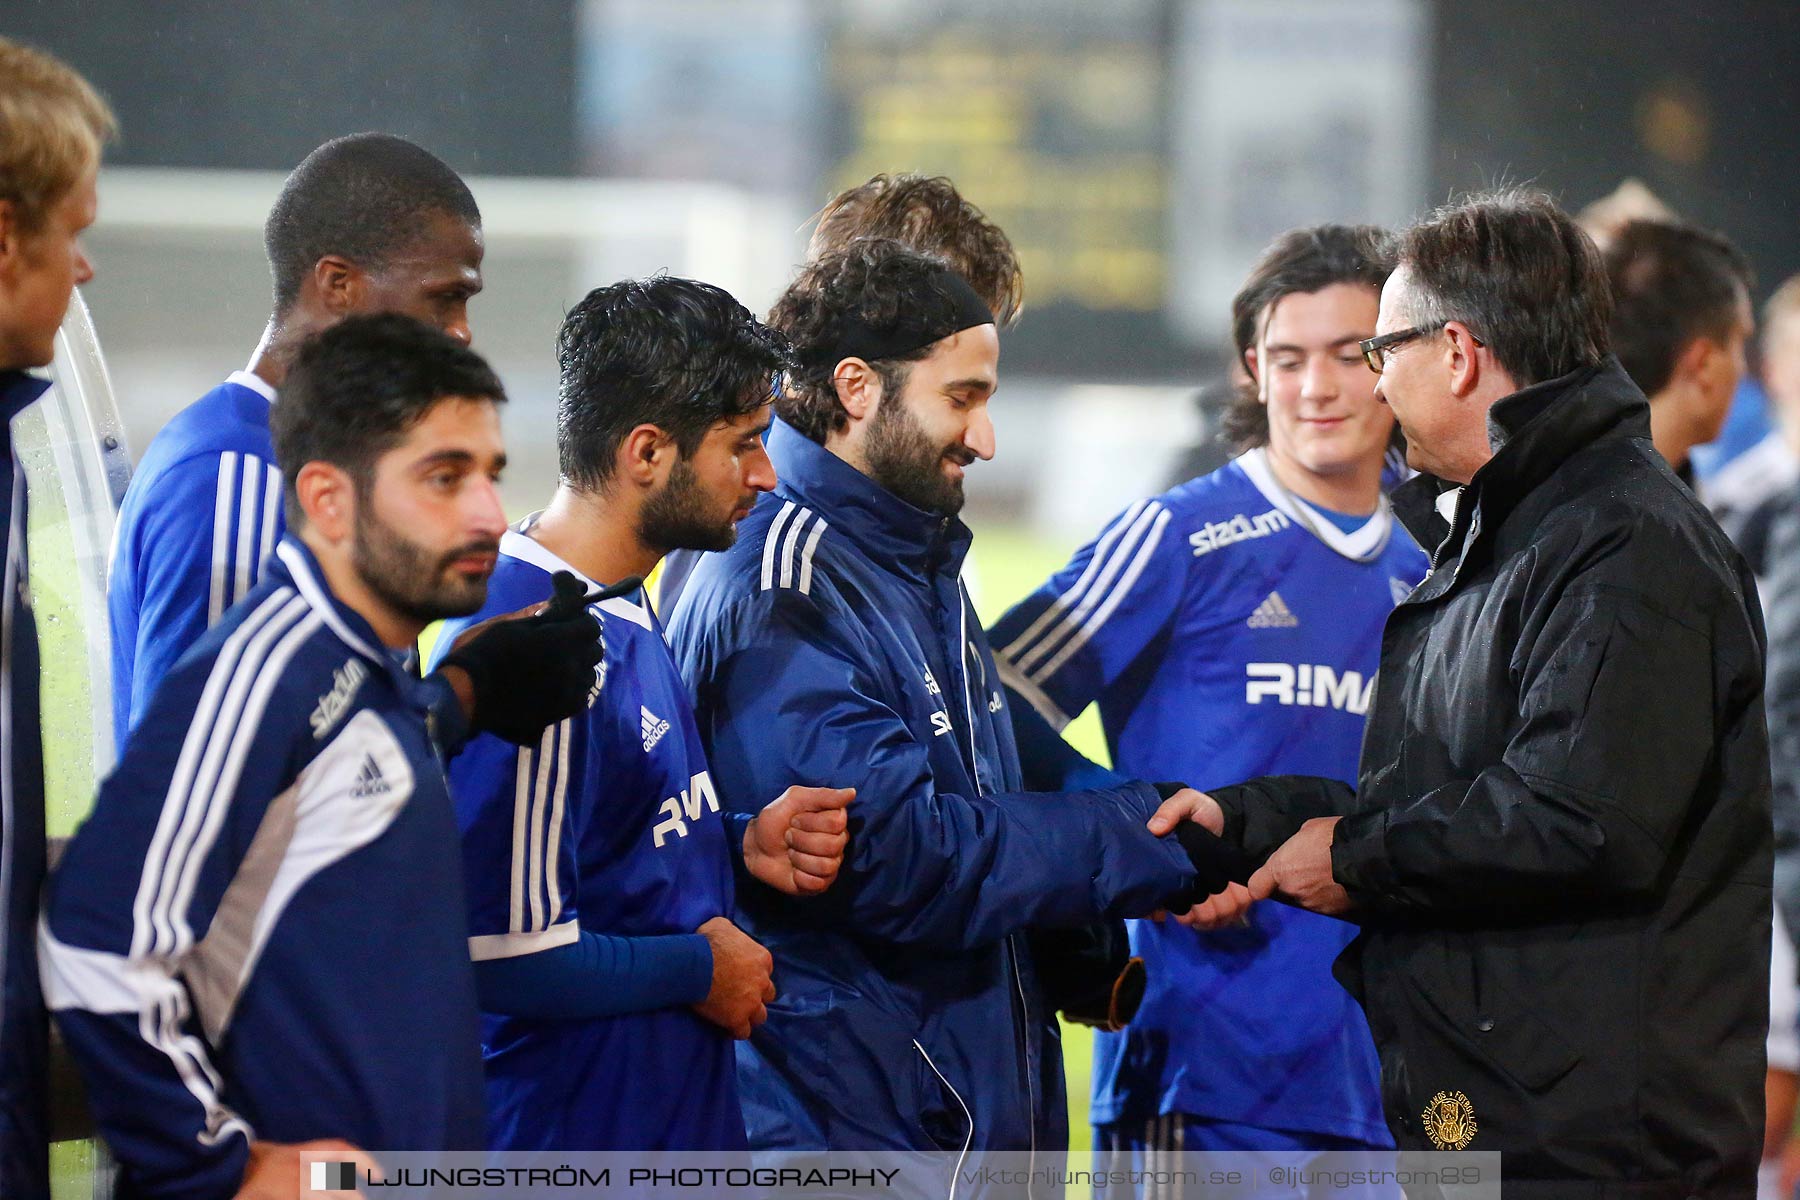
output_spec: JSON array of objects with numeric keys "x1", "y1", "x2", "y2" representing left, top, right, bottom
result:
[
  {"x1": 638, "y1": 458, "x2": 743, "y2": 553},
  {"x1": 352, "y1": 502, "x2": 497, "y2": 626},
  {"x1": 864, "y1": 393, "x2": 973, "y2": 517}
]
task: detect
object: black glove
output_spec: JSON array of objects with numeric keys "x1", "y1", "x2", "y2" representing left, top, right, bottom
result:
[
  {"x1": 1150, "y1": 781, "x2": 1259, "y2": 909},
  {"x1": 440, "y1": 571, "x2": 632, "y2": 745},
  {"x1": 1028, "y1": 922, "x2": 1147, "y2": 1032}
]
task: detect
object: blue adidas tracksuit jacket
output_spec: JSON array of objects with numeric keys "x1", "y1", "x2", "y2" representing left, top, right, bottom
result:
[
  {"x1": 44, "y1": 536, "x2": 484, "y2": 1199},
  {"x1": 665, "y1": 418, "x2": 1197, "y2": 1172},
  {"x1": 0, "y1": 371, "x2": 50, "y2": 1199}
]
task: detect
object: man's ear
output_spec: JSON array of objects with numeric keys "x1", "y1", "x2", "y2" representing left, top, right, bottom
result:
[
  {"x1": 295, "y1": 461, "x2": 356, "y2": 541},
  {"x1": 619, "y1": 423, "x2": 677, "y2": 487},
  {"x1": 1243, "y1": 347, "x2": 1266, "y2": 403},
  {"x1": 312, "y1": 255, "x2": 367, "y2": 317},
  {"x1": 0, "y1": 199, "x2": 22, "y2": 279},
  {"x1": 831, "y1": 357, "x2": 883, "y2": 424},
  {"x1": 1444, "y1": 321, "x2": 1483, "y2": 399},
  {"x1": 1670, "y1": 335, "x2": 1716, "y2": 390}
]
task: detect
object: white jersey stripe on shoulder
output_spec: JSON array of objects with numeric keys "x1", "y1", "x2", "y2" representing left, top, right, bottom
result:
[
  {"x1": 1012, "y1": 502, "x2": 1164, "y2": 675},
  {"x1": 1000, "y1": 500, "x2": 1149, "y2": 665},
  {"x1": 543, "y1": 718, "x2": 571, "y2": 924},
  {"x1": 1031, "y1": 507, "x2": 1171, "y2": 685},
  {"x1": 761, "y1": 501, "x2": 798, "y2": 591},
  {"x1": 208, "y1": 452, "x2": 240, "y2": 626},
  {"x1": 129, "y1": 590, "x2": 297, "y2": 957},
  {"x1": 151, "y1": 602, "x2": 315, "y2": 956},
  {"x1": 797, "y1": 516, "x2": 829, "y2": 596},
  {"x1": 130, "y1": 589, "x2": 304, "y2": 959},
  {"x1": 164, "y1": 610, "x2": 324, "y2": 958},
  {"x1": 508, "y1": 744, "x2": 534, "y2": 935},
  {"x1": 232, "y1": 455, "x2": 262, "y2": 611},
  {"x1": 996, "y1": 655, "x2": 1072, "y2": 731},
  {"x1": 778, "y1": 508, "x2": 813, "y2": 590},
  {"x1": 525, "y1": 723, "x2": 555, "y2": 933},
  {"x1": 256, "y1": 464, "x2": 282, "y2": 586}
]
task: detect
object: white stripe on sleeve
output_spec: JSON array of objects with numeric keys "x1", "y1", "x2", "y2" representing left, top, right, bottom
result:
[
  {"x1": 999, "y1": 501, "x2": 1149, "y2": 666},
  {"x1": 207, "y1": 452, "x2": 239, "y2": 626},
  {"x1": 1029, "y1": 507, "x2": 1171, "y2": 685}
]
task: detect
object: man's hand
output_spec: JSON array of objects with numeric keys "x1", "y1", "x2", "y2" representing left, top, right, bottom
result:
[
  {"x1": 743, "y1": 786, "x2": 854, "y2": 896},
  {"x1": 1155, "y1": 881, "x2": 1259, "y2": 931},
  {"x1": 240, "y1": 1139, "x2": 379, "y2": 1199},
  {"x1": 1146, "y1": 787, "x2": 1225, "y2": 837},
  {"x1": 1247, "y1": 817, "x2": 1351, "y2": 916},
  {"x1": 438, "y1": 571, "x2": 623, "y2": 745},
  {"x1": 1145, "y1": 785, "x2": 1254, "y2": 904},
  {"x1": 692, "y1": 916, "x2": 776, "y2": 1039}
]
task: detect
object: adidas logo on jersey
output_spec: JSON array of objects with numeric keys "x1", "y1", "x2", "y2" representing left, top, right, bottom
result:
[
  {"x1": 1247, "y1": 591, "x2": 1299, "y2": 629},
  {"x1": 640, "y1": 705, "x2": 671, "y2": 752},
  {"x1": 350, "y1": 752, "x2": 392, "y2": 799}
]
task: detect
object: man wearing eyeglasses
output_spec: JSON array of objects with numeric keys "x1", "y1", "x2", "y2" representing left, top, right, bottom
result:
[{"x1": 1157, "y1": 188, "x2": 1770, "y2": 1194}]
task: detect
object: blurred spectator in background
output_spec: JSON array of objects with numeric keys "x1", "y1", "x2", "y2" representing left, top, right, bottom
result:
[
  {"x1": 108, "y1": 133, "x2": 485, "y2": 745},
  {"x1": 1576, "y1": 177, "x2": 1678, "y2": 252},
  {"x1": 1713, "y1": 276, "x2": 1800, "y2": 579},
  {"x1": 0, "y1": 35, "x2": 113, "y2": 1199},
  {"x1": 1603, "y1": 218, "x2": 1754, "y2": 487},
  {"x1": 1762, "y1": 909, "x2": 1800, "y2": 1200}
]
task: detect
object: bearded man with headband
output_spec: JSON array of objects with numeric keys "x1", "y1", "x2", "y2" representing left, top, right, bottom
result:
[{"x1": 666, "y1": 239, "x2": 1244, "y2": 1167}]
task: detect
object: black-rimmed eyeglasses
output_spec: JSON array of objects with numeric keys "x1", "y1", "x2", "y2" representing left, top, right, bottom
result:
[{"x1": 1360, "y1": 324, "x2": 1444, "y2": 374}]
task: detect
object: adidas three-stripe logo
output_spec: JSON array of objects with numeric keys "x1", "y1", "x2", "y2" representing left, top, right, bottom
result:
[
  {"x1": 1247, "y1": 591, "x2": 1299, "y2": 628},
  {"x1": 761, "y1": 501, "x2": 829, "y2": 594},
  {"x1": 350, "y1": 752, "x2": 391, "y2": 799},
  {"x1": 640, "y1": 705, "x2": 671, "y2": 752}
]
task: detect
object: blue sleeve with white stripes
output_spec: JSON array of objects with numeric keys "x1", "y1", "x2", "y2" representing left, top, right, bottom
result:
[
  {"x1": 688, "y1": 589, "x2": 1196, "y2": 951},
  {"x1": 119, "y1": 450, "x2": 284, "y2": 740},
  {"x1": 41, "y1": 594, "x2": 315, "y2": 1199},
  {"x1": 990, "y1": 497, "x2": 1187, "y2": 731},
  {"x1": 444, "y1": 721, "x2": 583, "y2": 965}
]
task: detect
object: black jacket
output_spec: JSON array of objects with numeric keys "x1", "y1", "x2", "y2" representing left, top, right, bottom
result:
[{"x1": 1213, "y1": 358, "x2": 1771, "y2": 1197}]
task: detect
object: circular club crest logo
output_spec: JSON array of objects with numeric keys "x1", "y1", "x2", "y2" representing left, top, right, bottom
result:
[{"x1": 1422, "y1": 1090, "x2": 1478, "y2": 1150}]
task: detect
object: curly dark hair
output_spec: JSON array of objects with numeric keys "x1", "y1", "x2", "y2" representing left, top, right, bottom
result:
[
  {"x1": 768, "y1": 239, "x2": 982, "y2": 445},
  {"x1": 556, "y1": 276, "x2": 790, "y2": 491},
  {"x1": 1221, "y1": 224, "x2": 1391, "y2": 451},
  {"x1": 808, "y1": 174, "x2": 1023, "y2": 327}
]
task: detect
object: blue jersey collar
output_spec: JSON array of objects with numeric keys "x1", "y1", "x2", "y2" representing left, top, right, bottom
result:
[
  {"x1": 0, "y1": 370, "x2": 52, "y2": 425},
  {"x1": 766, "y1": 416, "x2": 972, "y2": 582}
]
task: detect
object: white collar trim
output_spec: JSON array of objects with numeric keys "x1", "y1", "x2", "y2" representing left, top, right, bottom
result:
[
  {"x1": 226, "y1": 369, "x2": 277, "y2": 404},
  {"x1": 1237, "y1": 448, "x2": 1393, "y2": 562},
  {"x1": 500, "y1": 518, "x2": 652, "y2": 630}
]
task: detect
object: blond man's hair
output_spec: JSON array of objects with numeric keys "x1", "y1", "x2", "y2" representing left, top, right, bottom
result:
[{"x1": 0, "y1": 38, "x2": 116, "y2": 231}]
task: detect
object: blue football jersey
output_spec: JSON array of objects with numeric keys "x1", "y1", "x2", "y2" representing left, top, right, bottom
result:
[
  {"x1": 110, "y1": 372, "x2": 284, "y2": 748},
  {"x1": 992, "y1": 448, "x2": 1429, "y2": 1144},
  {"x1": 433, "y1": 526, "x2": 743, "y2": 1151}
]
